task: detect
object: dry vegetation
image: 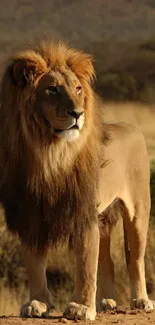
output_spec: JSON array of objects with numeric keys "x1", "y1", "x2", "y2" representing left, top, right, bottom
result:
[{"x1": 102, "y1": 101, "x2": 155, "y2": 159}]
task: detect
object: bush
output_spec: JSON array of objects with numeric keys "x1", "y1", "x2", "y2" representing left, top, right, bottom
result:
[{"x1": 98, "y1": 73, "x2": 137, "y2": 101}]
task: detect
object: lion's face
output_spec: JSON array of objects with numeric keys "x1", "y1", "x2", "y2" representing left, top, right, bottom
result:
[
  {"x1": 35, "y1": 69, "x2": 85, "y2": 142},
  {"x1": 8, "y1": 42, "x2": 95, "y2": 144}
]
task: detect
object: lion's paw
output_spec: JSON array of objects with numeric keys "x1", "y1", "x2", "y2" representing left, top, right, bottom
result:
[
  {"x1": 63, "y1": 302, "x2": 96, "y2": 320},
  {"x1": 20, "y1": 300, "x2": 48, "y2": 318},
  {"x1": 101, "y1": 298, "x2": 117, "y2": 311},
  {"x1": 132, "y1": 299, "x2": 155, "y2": 312}
]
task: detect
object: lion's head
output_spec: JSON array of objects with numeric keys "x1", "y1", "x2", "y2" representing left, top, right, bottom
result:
[{"x1": 1, "y1": 42, "x2": 95, "y2": 146}]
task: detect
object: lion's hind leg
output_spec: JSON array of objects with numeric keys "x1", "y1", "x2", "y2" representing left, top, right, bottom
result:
[
  {"x1": 20, "y1": 247, "x2": 54, "y2": 318},
  {"x1": 122, "y1": 197, "x2": 155, "y2": 312}
]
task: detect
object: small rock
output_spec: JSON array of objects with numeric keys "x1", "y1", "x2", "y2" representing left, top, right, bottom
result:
[{"x1": 59, "y1": 317, "x2": 68, "y2": 323}]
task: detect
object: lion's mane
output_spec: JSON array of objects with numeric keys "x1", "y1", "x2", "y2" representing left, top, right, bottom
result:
[{"x1": 0, "y1": 42, "x2": 104, "y2": 251}]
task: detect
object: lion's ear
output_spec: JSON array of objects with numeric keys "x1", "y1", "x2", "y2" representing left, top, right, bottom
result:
[
  {"x1": 67, "y1": 51, "x2": 95, "y2": 84},
  {"x1": 12, "y1": 54, "x2": 47, "y2": 88},
  {"x1": 13, "y1": 60, "x2": 36, "y2": 87}
]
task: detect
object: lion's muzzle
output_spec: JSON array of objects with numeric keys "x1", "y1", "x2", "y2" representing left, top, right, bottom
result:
[{"x1": 54, "y1": 110, "x2": 85, "y2": 142}]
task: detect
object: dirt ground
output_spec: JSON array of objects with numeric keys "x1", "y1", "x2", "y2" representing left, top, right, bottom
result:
[{"x1": 0, "y1": 310, "x2": 155, "y2": 325}]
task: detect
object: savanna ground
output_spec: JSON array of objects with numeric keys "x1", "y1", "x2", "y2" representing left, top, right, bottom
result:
[
  {"x1": 1, "y1": 310, "x2": 155, "y2": 325},
  {"x1": 0, "y1": 101, "x2": 155, "y2": 325}
]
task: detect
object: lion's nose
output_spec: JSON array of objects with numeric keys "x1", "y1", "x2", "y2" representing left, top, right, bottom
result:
[{"x1": 67, "y1": 110, "x2": 84, "y2": 119}]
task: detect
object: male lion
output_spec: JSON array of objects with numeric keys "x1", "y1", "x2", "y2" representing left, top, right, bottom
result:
[{"x1": 0, "y1": 41, "x2": 153, "y2": 320}]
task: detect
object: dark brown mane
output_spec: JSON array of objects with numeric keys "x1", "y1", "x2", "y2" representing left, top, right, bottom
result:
[{"x1": 0, "y1": 42, "x2": 104, "y2": 251}]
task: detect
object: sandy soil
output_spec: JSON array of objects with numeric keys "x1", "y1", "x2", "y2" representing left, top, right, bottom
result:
[{"x1": 0, "y1": 310, "x2": 155, "y2": 325}]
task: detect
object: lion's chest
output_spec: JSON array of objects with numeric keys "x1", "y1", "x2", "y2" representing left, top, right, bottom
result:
[{"x1": 1, "y1": 169, "x2": 98, "y2": 249}]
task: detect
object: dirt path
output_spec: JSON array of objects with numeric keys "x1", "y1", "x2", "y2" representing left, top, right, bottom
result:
[{"x1": 0, "y1": 310, "x2": 155, "y2": 325}]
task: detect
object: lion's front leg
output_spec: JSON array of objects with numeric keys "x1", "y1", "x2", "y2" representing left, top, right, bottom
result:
[
  {"x1": 64, "y1": 222, "x2": 99, "y2": 320},
  {"x1": 20, "y1": 247, "x2": 54, "y2": 318}
]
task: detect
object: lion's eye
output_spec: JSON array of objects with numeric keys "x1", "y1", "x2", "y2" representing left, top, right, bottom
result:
[
  {"x1": 46, "y1": 86, "x2": 58, "y2": 95},
  {"x1": 76, "y1": 85, "x2": 82, "y2": 95}
]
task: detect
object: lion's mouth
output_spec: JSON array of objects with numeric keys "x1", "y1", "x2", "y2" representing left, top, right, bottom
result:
[{"x1": 54, "y1": 124, "x2": 79, "y2": 134}]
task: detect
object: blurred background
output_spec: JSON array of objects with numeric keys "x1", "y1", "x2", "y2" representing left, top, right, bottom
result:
[{"x1": 0, "y1": 0, "x2": 155, "y2": 315}]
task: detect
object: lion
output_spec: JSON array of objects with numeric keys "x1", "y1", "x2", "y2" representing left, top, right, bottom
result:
[{"x1": 0, "y1": 41, "x2": 154, "y2": 320}]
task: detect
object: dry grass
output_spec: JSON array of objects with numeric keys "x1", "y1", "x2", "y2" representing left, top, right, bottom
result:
[
  {"x1": 0, "y1": 101, "x2": 155, "y2": 315},
  {"x1": 0, "y1": 286, "x2": 28, "y2": 316},
  {"x1": 102, "y1": 101, "x2": 155, "y2": 159}
]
